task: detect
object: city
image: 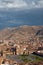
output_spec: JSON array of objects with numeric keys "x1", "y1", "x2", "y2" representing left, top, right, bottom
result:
[{"x1": 0, "y1": 26, "x2": 43, "y2": 65}]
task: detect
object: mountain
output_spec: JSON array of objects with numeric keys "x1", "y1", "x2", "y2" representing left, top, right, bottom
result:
[{"x1": 0, "y1": 26, "x2": 43, "y2": 41}]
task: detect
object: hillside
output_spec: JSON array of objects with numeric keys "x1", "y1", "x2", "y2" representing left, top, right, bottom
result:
[{"x1": 0, "y1": 26, "x2": 43, "y2": 45}]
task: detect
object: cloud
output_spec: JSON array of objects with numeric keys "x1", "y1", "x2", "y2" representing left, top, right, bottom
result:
[
  {"x1": 0, "y1": 0, "x2": 43, "y2": 10},
  {"x1": 0, "y1": 0, "x2": 28, "y2": 9},
  {"x1": 7, "y1": 0, "x2": 27, "y2": 8},
  {"x1": 37, "y1": 0, "x2": 43, "y2": 8}
]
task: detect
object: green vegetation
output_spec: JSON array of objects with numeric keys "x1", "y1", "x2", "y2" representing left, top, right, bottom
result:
[
  {"x1": 19, "y1": 54, "x2": 43, "y2": 63},
  {"x1": 32, "y1": 55, "x2": 43, "y2": 62},
  {"x1": 19, "y1": 55, "x2": 31, "y2": 63}
]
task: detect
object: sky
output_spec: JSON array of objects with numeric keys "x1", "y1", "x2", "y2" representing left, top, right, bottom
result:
[
  {"x1": 0, "y1": 0, "x2": 43, "y2": 29},
  {"x1": 0, "y1": 0, "x2": 43, "y2": 10}
]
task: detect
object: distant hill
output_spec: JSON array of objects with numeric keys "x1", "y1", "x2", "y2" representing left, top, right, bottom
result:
[{"x1": 0, "y1": 25, "x2": 43, "y2": 41}]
